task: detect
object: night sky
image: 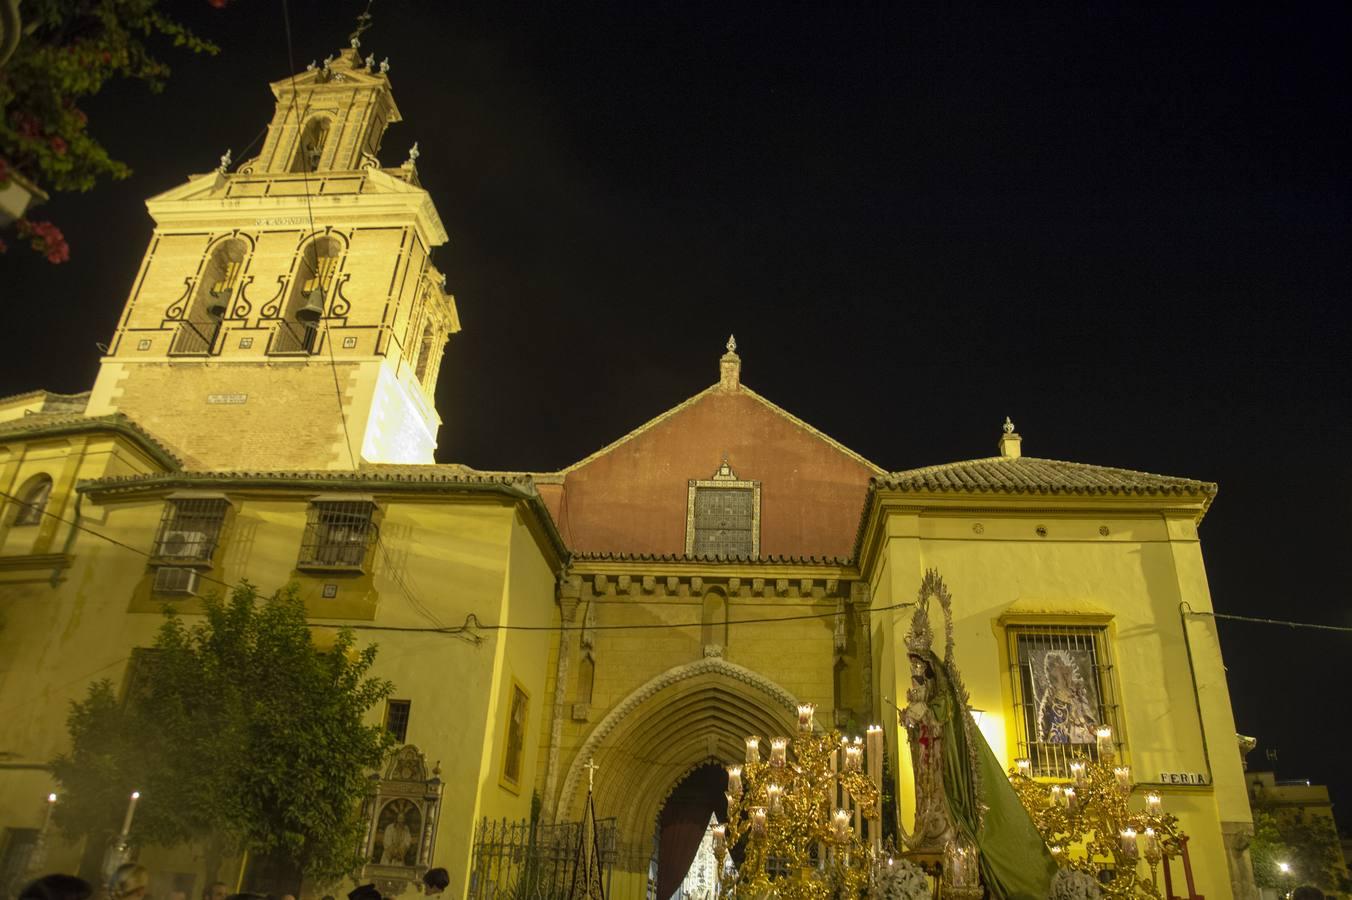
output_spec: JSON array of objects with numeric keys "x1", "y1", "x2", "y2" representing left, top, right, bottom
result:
[{"x1": 4, "y1": 4, "x2": 1349, "y2": 813}]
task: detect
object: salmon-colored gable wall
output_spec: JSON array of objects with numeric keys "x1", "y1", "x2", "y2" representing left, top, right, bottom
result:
[{"x1": 555, "y1": 387, "x2": 878, "y2": 558}]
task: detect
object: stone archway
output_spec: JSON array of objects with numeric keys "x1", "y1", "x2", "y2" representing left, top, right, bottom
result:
[{"x1": 555, "y1": 658, "x2": 800, "y2": 897}]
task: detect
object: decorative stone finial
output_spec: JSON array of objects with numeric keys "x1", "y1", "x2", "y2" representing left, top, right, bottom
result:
[
  {"x1": 379, "y1": 57, "x2": 390, "y2": 75},
  {"x1": 998, "y1": 416, "x2": 1022, "y2": 458},
  {"x1": 306, "y1": 60, "x2": 316, "y2": 72},
  {"x1": 405, "y1": 141, "x2": 420, "y2": 166},
  {"x1": 719, "y1": 335, "x2": 741, "y2": 391},
  {"x1": 322, "y1": 54, "x2": 334, "y2": 71},
  {"x1": 350, "y1": 35, "x2": 361, "y2": 51},
  {"x1": 217, "y1": 149, "x2": 232, "y2": 174},
  {"x1": 365, "y1": 53, "x2": 376, "y2": 72}
]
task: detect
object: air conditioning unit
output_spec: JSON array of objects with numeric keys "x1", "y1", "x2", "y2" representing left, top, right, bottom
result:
[
  {"x1": 154, "y1": 566, "x2": 199, "y2": 595},
  {"x1": 159, "y1": 530, "x2": 209, "y2": 559}
]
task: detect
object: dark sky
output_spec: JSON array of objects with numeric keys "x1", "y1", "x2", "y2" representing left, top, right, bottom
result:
[{"x1": 4, "y1": 3, "x2": 1350, "y2": 812}]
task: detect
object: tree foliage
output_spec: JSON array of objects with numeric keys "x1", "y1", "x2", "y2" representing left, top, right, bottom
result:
[
  {"x1": 1249, "y1": 804, "x2": 1351, "y2": 892},
  {"x1": 52, "y1": 583, "x2": 395, "y2": 885},
  {"x1": 0, "y1": 0, "x2": 221, "y2": 259}
]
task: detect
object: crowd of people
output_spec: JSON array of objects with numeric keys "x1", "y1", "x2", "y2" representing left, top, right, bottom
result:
[{"x1": 16, "y1": 864, "x2": 452, "y2": 900}]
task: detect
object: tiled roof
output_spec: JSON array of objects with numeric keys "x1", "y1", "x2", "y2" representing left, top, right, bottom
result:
[
  {"x1": 571, "y1": 551, "x2": 852, "y2": 566},
  {"x1": 874, "y1": 456, "x2": 1217, "y2": 501},
  {"x1": 0, "y1": 412, "x2": 181, "y2": 468}
]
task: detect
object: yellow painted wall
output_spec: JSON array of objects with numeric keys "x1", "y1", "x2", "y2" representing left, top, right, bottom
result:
[
  {"x1": 0, "y1": 468, "x2": 562, "y2": 900},
  {"x1": 877, "y1": 505, "x2": 1248, "y2": 900}
]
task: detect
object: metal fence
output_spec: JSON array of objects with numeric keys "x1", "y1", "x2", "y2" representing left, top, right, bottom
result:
[{"x1": 468, "y1": 815, "x2": 619, "y2": 900}]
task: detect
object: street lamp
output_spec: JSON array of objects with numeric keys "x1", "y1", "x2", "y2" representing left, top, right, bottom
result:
[{"x1": 1277, "y1": 862, "x2": 1291, "y2": 875}]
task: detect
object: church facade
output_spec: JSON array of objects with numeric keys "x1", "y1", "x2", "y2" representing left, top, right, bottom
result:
[{"x1": 0, "y1": 44, "x2": 1257, "y2": 900}]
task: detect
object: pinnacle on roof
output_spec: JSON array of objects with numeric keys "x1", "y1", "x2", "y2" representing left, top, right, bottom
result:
[
  {"x1": 999, "y1": 417, "x2": 1022, "y2": 458},
  {"x1": 719, "y1": 334, "x2": 741, "y2": 391}
]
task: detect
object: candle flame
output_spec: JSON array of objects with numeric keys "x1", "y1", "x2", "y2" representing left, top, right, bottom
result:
[
  {"x1": 47, "y1": 793, "x2": 56, "y2": 803},
  {"x1": 131, "y1": 791, "x2": 140, "y2": 799}
]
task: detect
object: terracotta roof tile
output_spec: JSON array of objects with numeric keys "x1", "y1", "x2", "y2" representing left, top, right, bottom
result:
[{"x1": 874, "y1": 456, "x2": 1217, "y2": 500}]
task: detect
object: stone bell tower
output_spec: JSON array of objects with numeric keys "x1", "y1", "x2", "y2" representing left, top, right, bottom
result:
[{"x1": 85, "y1": 41, "x2": 459, "y2": 470}]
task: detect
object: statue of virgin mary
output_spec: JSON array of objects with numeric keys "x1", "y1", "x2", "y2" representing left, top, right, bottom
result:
[{"x1": 900, "y1": 570, "x2": 1058, "y2": 899}]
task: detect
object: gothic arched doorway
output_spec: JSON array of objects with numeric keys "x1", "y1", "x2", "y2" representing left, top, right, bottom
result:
[{"x1": 654, "y1": 763, "x2": 727, "y2": 900}]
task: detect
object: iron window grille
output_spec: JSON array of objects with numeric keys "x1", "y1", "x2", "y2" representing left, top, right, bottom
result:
[
  {"x1": 1007, "y1": 623, "x2": 1124, "y2": 778},
  {"x1": 685, "y1": 461, "x2": 761, "y2": 559},
  {"x1": 298, "y1": 499, "x2": 377, "y2": 570},
  {"x1": 152, "y1": 497, "x2": 229, "y2": 565},
  {"x1": 270, "y1": 320, "x2": 320, "y2": 355},
  {"x1": 385, "y1": 699, "x2": 412, "y2": 743},
  {"x1": 122, "y1": 648, "x2": 163, "y2": 705}
]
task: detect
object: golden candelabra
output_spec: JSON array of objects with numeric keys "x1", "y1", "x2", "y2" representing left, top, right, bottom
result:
[
  {"x1": 1007, "y1": 727, "x2": 1187, "y2": 899},
  {"x1": 713, "y1": 704, "x2": 884, "y2": 899}
]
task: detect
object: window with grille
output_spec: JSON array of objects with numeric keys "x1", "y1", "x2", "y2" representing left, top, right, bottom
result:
[
  {"x1": 122, "y1": 648, "x2": 162, "y2": 705},
  {"x1": 685, "y1": 461, "x2": 761, "y2": 559},
  {"x1": 385, "y1": 699, "x2": 411, "y2": 743},
  {"x1": 152, "y1": 497, "x2": 229, "y2": 565},
  {"x1": 1007, "y1": 624, "x2": 1123, "y2": 778},
  {"x1": 298, "y1": 499, "x2": 376, "y2": 569},
  {"x1": 11, "y1": 474, "x2": 52, "y2": 526}
]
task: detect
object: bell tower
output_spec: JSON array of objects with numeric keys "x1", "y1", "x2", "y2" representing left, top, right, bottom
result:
[{"x1": 86, "y1": 42, "x2": 458, "y2": 470}]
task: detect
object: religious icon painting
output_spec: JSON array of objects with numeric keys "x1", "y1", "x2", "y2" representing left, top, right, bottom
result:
[
  {"x1": 372, "y1": 798, "x2": 422, "y2": 867},
  {"x1": 1018, "y1": 638, "x2": 1102, "y2": 745},
  {"x1": 500, "y1": 680, "x2": 529, "y2": 791}
]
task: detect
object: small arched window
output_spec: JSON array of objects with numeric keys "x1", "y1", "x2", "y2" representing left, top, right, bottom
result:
[
  {"x1": 291, "y1": 117, "x2": 331, "y2": 173},
  {"x1": 414, "y1": 322, "x2": 437, "y2": 384},
  {"x1": 12, "y1": 474, "x2": 53, "y2": 526}
]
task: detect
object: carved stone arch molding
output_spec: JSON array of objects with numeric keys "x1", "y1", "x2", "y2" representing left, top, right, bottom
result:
[{"x1": 555, "y1": 658, "x2": 800, "y2": 873}]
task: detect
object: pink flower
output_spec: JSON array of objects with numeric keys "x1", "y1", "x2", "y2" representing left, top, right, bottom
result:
[
  {"x1": 16, "y1": 220, "x2": 71, "y2": 264},
  {"x1": 49, "y1": 136, "x2": 68, "y2": 156}
]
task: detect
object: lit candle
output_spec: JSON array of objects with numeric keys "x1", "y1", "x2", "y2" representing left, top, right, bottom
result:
[
  {"x1": 1069, "y1": 761, "x2": 1086, "y2": 788},
  {"x1": 833, "y1": 809, "x2": 850, "y2": 842},
  {"x1": 1096, "y1": 726, "x2": 1115, "y2": 762},
  {"x1": 866, "y1": 726, "x2": 883, "y2": 776},
  {"x1": 1049, "y1": 845, "x2": 1063, "y2": 858},
  {"x1": 797, "y1": 703, "x2": 816, "y2": 732},
  {"x1": 1064, "y1": 787, "x2": 1077, "y2": 812},
  {"x1": 1050, "y1": 784, "x2": 1064, "y2": 807},
  {"x1": 766, "y1": 783, "x2": 783, "y2": 815},
  {"x1": 1114, "y1": 766, "x2": 1132, "y2": 793},
  {"x1": 844, "y1": 744, "x2": 863, "y2": 772},
  {"x1": 745, "y1": 736, "x2": 760, "y2": 764},
  {"x1": 1120, "y1": 828, "x2": 1139, "y2": 860},
  {"x1": 726, "y1": 766, "x2": 743, "y2": 798},
  {"x1": 770, "y1": 737, "x2": 788, "y2": 768},
  {"x1": 711, "y1": 825, "x2": 727, "y2": 856},
  {"x1": 751, "y1": 807, "x2": 767, "y2": 835},
  {"x1": 1143, "y1": 827, "x2": 1160, "y2": 860},
  {"x1": 1015, "y1": 758, "x2": 1031, "y2": 777},
  {"x1": 119, "y1": 790, "x2": 141, "y2": 838},
  {"x1": 1145, "y1": 791, "x2": 1162, "y2": 813}
]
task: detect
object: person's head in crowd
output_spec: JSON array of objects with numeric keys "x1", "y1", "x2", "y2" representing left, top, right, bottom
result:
[
  {"x1": 347, "y1": 886, "x2": 381, "y2": 900},
  {"x1": 421, "y1": 870, "x2": 449, "y2": 897},
  {"x1": 19, "y1": 874, "x2": 93, "y2": 900},
  {"x1": 107, "y1": 865, "x2": 149, "y2": 900},
  {"x1": 204, "y1": 883, "x2": 229, "y2": 900},
  {"x1": 1291, "y1": 887, "x2": 1323, "y2": 900}
]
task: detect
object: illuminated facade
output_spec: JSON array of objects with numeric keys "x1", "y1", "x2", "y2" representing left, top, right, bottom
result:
[{"x1": 0, "y1": 42, "x2": 1258, "y2": 900}]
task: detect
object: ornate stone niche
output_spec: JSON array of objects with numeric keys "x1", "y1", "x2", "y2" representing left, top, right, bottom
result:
[{"x1": 359, "y1": 745, "x2": 444, "y2": 896}]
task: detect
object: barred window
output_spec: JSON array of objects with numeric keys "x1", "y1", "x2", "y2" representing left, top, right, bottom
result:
[
  {"x1": 385, "y1": 699, "x2": 411, "y2": 743},
  {"x1": 685, "y1": 461, "x2": 760, "y2": 559},
  {"x1": 11, "y1": 474, "x2": 52, "y2": 526},
  {"x1": 122, "y1": 648, "x2": 162, "y2": 705},
  {"x1": 1008, "y1": 624, "x2": 1123, "y2": 778},
  {"x1": 298, "y1": 498, "x2": 376, "y2": 570},
  {"x1": 152, "y1": 496, "x2": 229, "y2": 564}
]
